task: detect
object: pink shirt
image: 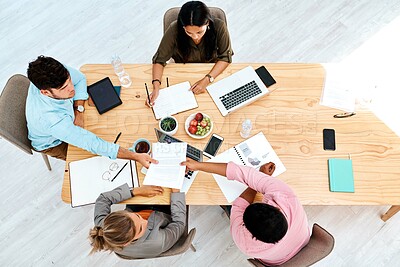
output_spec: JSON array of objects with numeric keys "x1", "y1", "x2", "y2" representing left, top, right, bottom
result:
[{"x1": 227, "y1": 162, "x2": 310, "y2": 265}]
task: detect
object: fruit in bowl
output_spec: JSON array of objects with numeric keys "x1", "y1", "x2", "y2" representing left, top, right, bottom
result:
[{"x1": 185, "y1": 112, "x2": 213, "y2": 139}]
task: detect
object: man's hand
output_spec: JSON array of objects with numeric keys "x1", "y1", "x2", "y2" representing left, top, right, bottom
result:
[
  {"x1": 181, "y1": 158, "x2": 200, "y2": 172},
  {"x1": 133, "y1": 185, "x2": 164, "y2": 197},
  {"x1": 190, "y1": 76, "x2": 209, "y2": 94},
  {"x1": 135, "y1": 153, "x2": 158, "y2": 168},
  {"x1": 73, "y1": 111, "x2": 84, "y2": 127},
  {"x1": 259, "y1": 162, "x2": 276, "y2": 176}
]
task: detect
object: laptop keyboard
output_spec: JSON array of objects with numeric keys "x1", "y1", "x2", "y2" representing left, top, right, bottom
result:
[
  {"x1": 219, "y1": 80, "x2": 261, "y2": 110},
  {"x1": 161, "y1": 135, "x2": 202, "y2": 161}
]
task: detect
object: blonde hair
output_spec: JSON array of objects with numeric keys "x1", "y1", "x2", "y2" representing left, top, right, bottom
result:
[{"x1": 89, "y1": 210, "x2": 136, "y2": 254}]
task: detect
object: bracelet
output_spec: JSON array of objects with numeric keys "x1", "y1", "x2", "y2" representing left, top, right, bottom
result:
[{"x1": 152, "y1": 79, "x2": 161, "y2": 85}]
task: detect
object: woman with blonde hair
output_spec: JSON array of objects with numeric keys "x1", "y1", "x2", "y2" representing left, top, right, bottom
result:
[{"x1": 89, "y1": 183, "x2": 185, "y2": 258}]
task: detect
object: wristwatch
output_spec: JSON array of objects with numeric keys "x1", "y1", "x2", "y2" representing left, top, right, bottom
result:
[
  {"x1": 205, "y1": 74, "x2": 214, "y2": 83},
  {"x1": 74, "y1": 105, "x2": 85, "y2": 113}
]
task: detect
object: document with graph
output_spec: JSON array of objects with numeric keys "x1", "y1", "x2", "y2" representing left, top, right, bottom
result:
[{"x1": 209, "y1": 132, "x2": 286, "y2": 202}]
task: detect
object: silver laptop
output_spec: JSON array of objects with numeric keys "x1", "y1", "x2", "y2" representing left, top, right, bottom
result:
[{"x1": 206, "y1": 66, "x2": 269, "y2": 116}]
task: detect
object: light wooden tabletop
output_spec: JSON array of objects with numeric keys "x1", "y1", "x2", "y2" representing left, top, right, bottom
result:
[{"x1": 62, "y1": 63, "x2": 400, "y2": 205}]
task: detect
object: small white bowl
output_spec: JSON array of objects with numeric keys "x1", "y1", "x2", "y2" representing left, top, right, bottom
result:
[
  {"x1": 159, "y1": 116, "x2": 178, "y2": 136},
  {"x1": 185, "y1": 113, "x2": 213, "y2": 139}
]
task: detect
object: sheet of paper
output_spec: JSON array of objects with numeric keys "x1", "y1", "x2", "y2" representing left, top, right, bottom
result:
[
  {"x1": 69, "y1": 157, "x2": 137, "y2": 207},
  {"x1": 143, "y1": 142, "x2": 187, "y2": 189},
  {"x1": 208, "y1": 132, "x2": 286, "y2": 203},
  {"x1": 320, "y1": 64, "x2": 356, "y2": 112},
  {"x1": 153, "y1": 81, "x2": 198, "y2": 119}
]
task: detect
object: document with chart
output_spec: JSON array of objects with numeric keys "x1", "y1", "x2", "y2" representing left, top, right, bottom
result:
[{"x1": 209, "y1": 132, "x2": 286, "y2": 202}]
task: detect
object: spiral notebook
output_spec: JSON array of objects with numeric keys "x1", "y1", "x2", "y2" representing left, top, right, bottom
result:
[{"x1": 209, "y1": 132, "x2": 286, "y2": 202}]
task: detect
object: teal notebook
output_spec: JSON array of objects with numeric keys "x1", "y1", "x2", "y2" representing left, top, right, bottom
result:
[{"x1": 328, "y1": 158, "x2": 354, "y2": 192}]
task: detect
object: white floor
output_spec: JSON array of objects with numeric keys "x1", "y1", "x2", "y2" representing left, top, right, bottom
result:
[{"x1": 1, "y1": 1, "x2": 400, "y2": 266}]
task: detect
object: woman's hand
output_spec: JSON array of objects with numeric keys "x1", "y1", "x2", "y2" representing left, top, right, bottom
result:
[
  {"x1": 190, "y1": 76, "x2": 209, "y2": 94},
  {"x1": 259, "y1": 162, "x2": 276, "y2": 176},
  {"x1": 133, "y1": 185, "x2": 164, "y2": 197},
  {"x1": 180, "y1": 158, "x2": 200, "y2": 172},
  {"x1": 146, "y1": 88, "x2": 159, "y2": 107}
]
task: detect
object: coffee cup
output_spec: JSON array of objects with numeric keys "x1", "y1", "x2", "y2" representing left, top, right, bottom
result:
[{"x1": 131, "y1": 138, "x2": 151, "y2": 154}]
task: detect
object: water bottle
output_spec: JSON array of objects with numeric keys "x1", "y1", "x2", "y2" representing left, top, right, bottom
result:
[
  {"x1": 240, "y1": 119, "x2": 252, "y2": 138},
  {"x1": 111, "y1": 55, "x2": 132, "y2": 88}
]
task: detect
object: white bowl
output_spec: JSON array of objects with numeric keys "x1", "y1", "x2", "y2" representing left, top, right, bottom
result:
[
  {"x1": 159, "y1": 116, "x2": 178, "y2": 136},
  {"x1": 185, "y1": 113, "x2": 213, "y2": 139}
]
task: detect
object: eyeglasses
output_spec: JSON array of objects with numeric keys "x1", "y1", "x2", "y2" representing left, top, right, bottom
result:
[{"x1": 102, "y1": 162, "x2": 119, "y2": 181}]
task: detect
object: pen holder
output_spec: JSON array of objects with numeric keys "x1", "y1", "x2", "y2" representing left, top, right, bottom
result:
[{"x1": 130, "y1": 138, "x2": 151, "y2": 154}]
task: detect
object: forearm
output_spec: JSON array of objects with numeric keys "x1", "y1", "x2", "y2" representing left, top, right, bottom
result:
[
  {"x1": 117, "y1": 147, "x2": 140, "y2": 160},
  {"x1": 152, "y1": 63, "x2": 164, "y2": 90},
  {"x1": 239, "y1": 187, "x2": 257, "y2": 204},
  {"x1": 208, "y1": 61, "x2": 230, "y2": 79},
  {"x1": 73, "y1": 99, "x2": 85, "y2": 107},
  {"x1": 197, "y1": 162, "x2": 227, "y2": 176}
]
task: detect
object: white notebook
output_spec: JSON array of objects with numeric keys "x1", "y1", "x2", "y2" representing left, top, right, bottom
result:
[
  {"x1": 153, "y1": 81, "x2": 198, "y2": 119},
  {"x1": 69, "y1": 156, "x2": 138, "y2": 207},
  {"x1": 209, "y1": 132, "x2": 286, "y2": 202},
  {"x1": 143, "y1": 142, "x2": 187, "y2": 189}
]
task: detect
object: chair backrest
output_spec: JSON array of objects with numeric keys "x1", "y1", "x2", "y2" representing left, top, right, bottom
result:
[
  {"x1": 163, "y1": 7, "x2": 227, "y2": 33},
  {"x1": 115, "y1": 205, "x2": 196, "y2": 259},
  {"x1": 248, "y1": 224, "x2": 335, "y2": 267},
  {"x1": 0, "y1": 74, "x2": 33, "y2": 155}
]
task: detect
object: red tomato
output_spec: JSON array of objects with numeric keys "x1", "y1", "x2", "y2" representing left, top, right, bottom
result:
[
  {"x1": 195, "y1": 112, "x2": 203, "y2": 121},
  {"x1": 188, "y1": 125, "x2": 197, "y2": 134},
  {"x1": 190, "y1": 119, "x2": 198, "y2": 127}
]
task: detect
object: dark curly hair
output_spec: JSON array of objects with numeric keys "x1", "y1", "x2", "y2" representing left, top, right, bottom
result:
[
  {"x1": 27, "y1": 55, "x2": 69, "y2": 90},
  {"x1": 177, "y1": 1, "x2": 217, "y2": 63},
  {"x1": 243, "y1": 203, "x2": 288, "y2": 244}
]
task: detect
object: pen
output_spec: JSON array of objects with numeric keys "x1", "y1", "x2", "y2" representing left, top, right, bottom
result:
[
  {"x1": 111, "y1": 161, "x2": 128, "y2": 182},
  {"x1": 145, "y1": 83, "x2": 152, "y2": 107},
  {"x1": 166, "y1": 77, "x2": 169, "y2": 87},
  {"x1": 113, "y1": 132, "x2": 122, "y2": 144}
]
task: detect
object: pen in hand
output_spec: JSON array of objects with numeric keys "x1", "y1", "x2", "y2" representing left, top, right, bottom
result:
[
  {"x1": 111, "y1": 161, "x2": 128, "y2": 182},
  {"x1": 145, "y1": 83, "x2": 152, "y2": 107}
]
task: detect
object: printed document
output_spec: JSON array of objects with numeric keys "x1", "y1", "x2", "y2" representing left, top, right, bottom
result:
[{"x1": 143, "y1": 142, "x2": 187, "y2": 189}]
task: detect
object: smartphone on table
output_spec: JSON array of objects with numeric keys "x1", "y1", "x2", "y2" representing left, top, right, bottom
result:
[
  {"x1": 203, "y1": 134, "x2": 224, "y2": 158},
  {"x1": 323, "y1": 129, "x2": 336, "y2": 151}
]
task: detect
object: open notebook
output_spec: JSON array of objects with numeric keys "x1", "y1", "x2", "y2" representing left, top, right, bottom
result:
[
  {"x1": 209, "y1": 132, "x2": 286, "y2": 202},
  {"x1": 152, "y1": 81, "x2": 198, "y2": 119},
  {"x1": 69, "y1": 156, "x2": 138, "y2": 207}
]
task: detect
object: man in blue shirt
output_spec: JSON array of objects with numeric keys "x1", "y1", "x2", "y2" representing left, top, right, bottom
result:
[{"x1": 26, "y1": 56, "x2": 155, "y2": 167}]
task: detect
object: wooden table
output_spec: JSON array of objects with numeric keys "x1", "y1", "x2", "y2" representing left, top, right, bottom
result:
[{"x1": 62, "y1": 63, "x2": 400, "y2": 220}]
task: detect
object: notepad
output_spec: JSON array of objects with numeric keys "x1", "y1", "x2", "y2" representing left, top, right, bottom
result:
[
  {"x1": 69, "y1": 156, "x2": 138, "y2": 207},
  {"x1": 152, "y1": 81, "x2": 198, "y2": 119},
  {"x1": 209, "y1": 132, "x2": 286, "y2": 202},
  {"x1": 328, "y1": 158, "x2": 355, "y2": 192}
]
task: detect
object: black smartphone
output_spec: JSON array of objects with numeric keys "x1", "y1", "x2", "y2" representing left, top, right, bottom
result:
[
  {"x1": 203, "y1": 133, "x2": 224, "y2": 158},
  {"x1": 323, "y1": 129, "x2": 336, "y2": 151},
  {"x1": 255, "y1": 66, "x2": 276, "y2": 87}
]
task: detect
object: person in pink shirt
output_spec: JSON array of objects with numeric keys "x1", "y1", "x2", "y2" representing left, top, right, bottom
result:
[{"x1": 182, "y1": 159, "x2": 310, "y2": 265}]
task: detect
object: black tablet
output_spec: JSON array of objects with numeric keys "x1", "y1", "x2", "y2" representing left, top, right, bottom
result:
[{"x1": 87, "y1": 77, "x2": 122, "y2": 114}]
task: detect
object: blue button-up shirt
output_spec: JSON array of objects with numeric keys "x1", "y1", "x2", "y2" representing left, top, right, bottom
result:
[{"x1": 26, "y1": 65, "x2": 119, "y2": 159}]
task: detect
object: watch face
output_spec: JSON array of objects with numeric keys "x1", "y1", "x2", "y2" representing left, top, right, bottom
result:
[{"x1": 77, "y1": 105, "x2": 84, "y2": 112}]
